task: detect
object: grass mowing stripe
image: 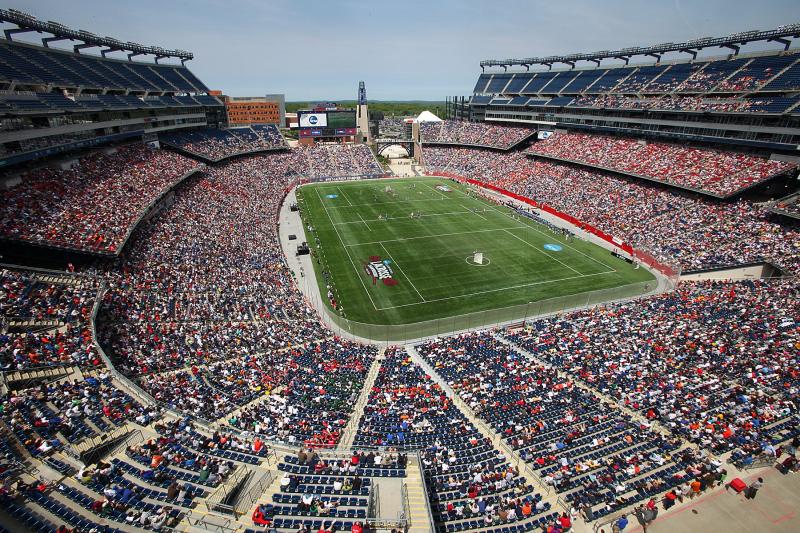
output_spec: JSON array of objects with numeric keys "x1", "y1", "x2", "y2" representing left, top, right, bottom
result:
[
  {"x1": 297, "y1": 177, "x2": 655, "y2": 326},
  {"x1": 502, "y1": 228, "x2": 583, "y2": 275},
  {"x1": 379, "y1": 243, "x2": 426, "y2": 303},
  {"x1": 314, "y1": 186, "x2": 378, "y2": 311},
  {"x1": 374, "y1": 271, "x2": 616, "y2": 310},
  {"x1": 345, "y1": 226, "x2": 527, "y2": 247}
]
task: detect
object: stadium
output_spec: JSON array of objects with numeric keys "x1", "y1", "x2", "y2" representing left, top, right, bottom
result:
[{"x1": 0, "y1": 3, "x2": 798, "y2": 533}]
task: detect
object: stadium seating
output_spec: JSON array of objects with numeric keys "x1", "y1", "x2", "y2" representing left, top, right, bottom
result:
[
  {"x1": 2, "y1": 13, "x2": 800, "y2": 533},
  {"x1": 501, "y1": 279, "x2": 800, "y2": 454},
  {"x1": 568, "y1": 94, "x2": 798, "y2": 114},
  {"x1": 0, "y1": 145, "x2": 201, "y2": 254},
  {"x1": 475, "y1": 52, "x2": 800, "y2": 98},
  {"x1": 525, "y1": 131, "x2": 796, "y2": 196},
  {"x1": 424, "y1": 146, "x2": 800, "y2": 274},
  {"x1": 0, "y1": 40, "x2": 208, "y2": 92},
  {"x1": 354, "y1": 348, "x2": 556, "y2": 531},
  {"x1": 160, "y1": 126, "x2": 287, "y2": 161},
  {"x1": 420, "y1": 121, "x2": 532, "y2": 149},
  {"x1": 416, "y1": 333, "x2": 707, "y2": 519}
]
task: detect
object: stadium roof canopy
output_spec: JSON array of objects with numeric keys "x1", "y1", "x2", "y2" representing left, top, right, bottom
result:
[
  {"x1": 0, "y1": 8, "x2": 193, "y2": 63},
  {"x1": 480, "y1": 23, "x2": 800, "y2": 70},
  {"x1": 415, "y1": 110, "x2": 442, "y2": 123}
]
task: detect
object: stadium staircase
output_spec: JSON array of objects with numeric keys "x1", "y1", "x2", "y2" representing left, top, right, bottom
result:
[
  {"x1": 403, "y1": 455, "x2": 435, "y2": 533},
  {"x1": 405, "y1": 346, "x2": 565, "y2": 517},
  {"x1": 488, "y1": 332, "x2": 769, "y2": 518},
  {"x1": 755, "y1": 57, "x2": 800, "y2": 91},
  {"x1": 215, "y1": 386, "x2": 285, "y2": 426},
  {"x1": 336, "y1": 348, "x2": 386, "y2": 451}
]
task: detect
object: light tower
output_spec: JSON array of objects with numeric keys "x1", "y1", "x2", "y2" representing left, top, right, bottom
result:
[{"x1": 356, "y1": 81, "x2": 371, "y2": 143}]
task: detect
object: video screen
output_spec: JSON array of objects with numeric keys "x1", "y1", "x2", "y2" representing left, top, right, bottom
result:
[
  {"x1": 299, "y1": 112, "x2": 328, "y2": 128},
  {"x1": 327, "y1": 111, "x2": 356, "y2": 129}
]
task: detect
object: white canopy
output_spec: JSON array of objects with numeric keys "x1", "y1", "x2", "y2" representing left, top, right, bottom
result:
[{"x1": 415, "y1": 110, "x2": 442, "y2": 123}]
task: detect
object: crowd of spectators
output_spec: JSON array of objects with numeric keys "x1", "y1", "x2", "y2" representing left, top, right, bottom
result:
[
  {"x1": 2, "y1": 132, "x2": 798, "y2": 531},
  {"x1": 525, "y1": 132, "x2": 796, "y2": 196},
  {"x1": 298, "y1": 144, "x2": 383, "y2": 179},
  {"x1": 93, "y1": 153, "x2": 376, "y2": 447},
  {"x1": 421, "y1": 120, "x2": 532, "y2": 149},
  {"x1": 1, "y1": 269, "x2": 102, "y2": 371},
  {"x1": 355, "y1": 348, "x2": 555, "y2": 530},
  {"x1": 569, "y1": 94, "x2": 794, "y2": 114},
  {"x1": 160, "y1": 126, "x2": 287, "y2": 161},
  {"x1": 74, "y1": 457, "x2": 189, "y2": 528},
  {"x1": 501, "y1": 279, "x2": 799, "y2": 454},
  {"x1": 1, "y1": 268, "x2": 95, "y2": 323},
  {"x1": 152, "y1": 417, "x2": 271, "y2": 460},
  {"x1": 417, "y1": 333, "x2": 701, "y2": 520},
  {"x1": 0, "y1": 145, "x2": 201, "y2": 253},
  {"x1": 423, "y1": 146, "x2": 532, "y2": 189},
  {"x1": 1, "y1": 370, "x2": 155, "y2": 453},
  {"x1": 424, "y1": 146, "x2": 800, "y2": 274},
  {"x1": 225, "y1": 339, "x2": 375, "y2": 448}
]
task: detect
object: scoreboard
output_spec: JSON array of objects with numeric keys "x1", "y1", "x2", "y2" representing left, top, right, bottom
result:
[{"x1": 298, "y1": 110, "x2": 357, "y2": 138}]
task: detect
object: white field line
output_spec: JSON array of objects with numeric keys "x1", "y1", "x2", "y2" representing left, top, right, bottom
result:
[
  {"x1": 379, "y1": 243, "x2": 426, "y2": 303},
  {"x1": 334, "y1": 210, "x2": 475, "y2": 226},
  {"x1": 315, "y1": 187, "x2": 378, "y2": 310},
  {"x1": 483, "y1": 202, "x2": 617, "y2": 272},
  {"x1": 357, "y1": 213, "x2": 372, "y2": 231},
  {"x1": 337, "y1": 186, "x2": 354, "y2": 206},
  {"x1": 465, "y1": 204, "x2": 489, "y2": 221},
  {"x1": 375, "y1": 271, "x2": 616, "y2": 311},
  {"x1": 503, "y1": 229, "x2": 582, "y2": 275},
  {"x1": 421, "y1": 181, "x2": 447, "y2": 199},
  {"x1": 345, "y1": 226, "x2": 526, "y2": 247}
]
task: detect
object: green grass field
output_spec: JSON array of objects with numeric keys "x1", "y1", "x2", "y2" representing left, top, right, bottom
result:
[{"x1": 296, "y1": 177, "x2": 654, "y2": 327}]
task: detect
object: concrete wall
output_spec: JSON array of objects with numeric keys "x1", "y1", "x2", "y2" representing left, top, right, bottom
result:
[{"x1": 681, "y1": 263, "x2": 778, "y2": 281}]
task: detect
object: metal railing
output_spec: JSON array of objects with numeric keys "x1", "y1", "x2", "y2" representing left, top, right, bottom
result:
[
  {"x1": 71, "y1": 424, "x2": 143, "y2": 463},
  {"x1": 183, "y1": 511, "x2": 241, "y2": 533},
  {"x1": 315, "y1": 281, "x2": 655, "y2": 343},
  {"x1": 204, "y1": 464, "x2": 251, "y2": 517},
  {"x1": 401, "y1": 481, "x2": 410, "y2": 523},
  {"x1": 415, "y1": 455, "x2": 437, "y2": 532},
  {"x1": 368, "y1": 484, "x2": 380, "y2": 520},
  {"x1": 240, "y1": 470, "x2": 274, "y2": 514}
]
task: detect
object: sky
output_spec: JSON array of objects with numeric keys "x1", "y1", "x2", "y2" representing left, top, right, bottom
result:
[{"x1": 9, "y1": 0, "x2": 800, "y2": 101}]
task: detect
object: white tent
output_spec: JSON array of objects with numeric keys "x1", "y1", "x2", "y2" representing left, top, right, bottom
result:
[{"x1": 415, "y1": 110, "x2": 442, "y2": 123}]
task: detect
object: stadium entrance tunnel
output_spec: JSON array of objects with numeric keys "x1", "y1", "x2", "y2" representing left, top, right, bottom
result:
[{"x1": 376, "y1": 140, "x2": 413, "y2": 158}]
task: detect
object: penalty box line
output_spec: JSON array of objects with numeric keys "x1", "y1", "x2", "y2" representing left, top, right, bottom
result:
[{"x1": 374, "y1": 270, "x2": 617, "y2": 311}]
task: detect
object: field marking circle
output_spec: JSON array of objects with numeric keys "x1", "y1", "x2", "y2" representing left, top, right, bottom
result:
[{"x1": 465, "y1": 255, "x2": 491, "y2": 267}]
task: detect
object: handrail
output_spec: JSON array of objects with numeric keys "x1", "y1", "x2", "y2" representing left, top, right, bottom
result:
[
  {"x1": 205, "y1": 464, "x2": 251, "y2": 517},
  {"x1": 401, "y1": 481, "x2": 410, "y2": 522},
  {"x1": 415, "y1": 454, "x2": 437, "y2": 532},
  {"x1": 183, "y1": 510, "x2": 241, "y2": 533}
]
